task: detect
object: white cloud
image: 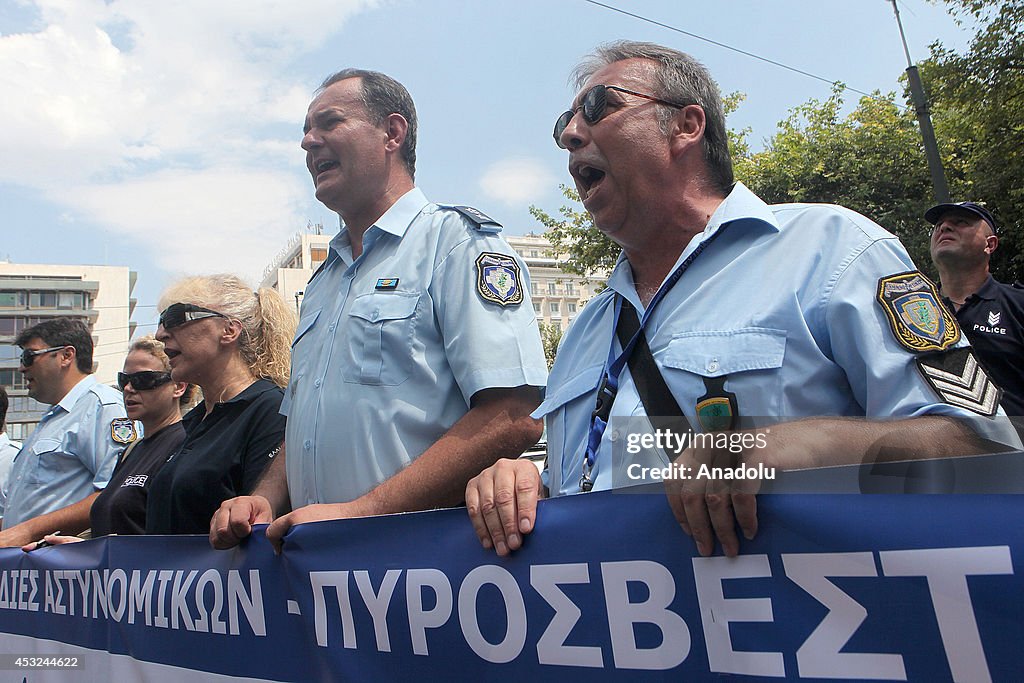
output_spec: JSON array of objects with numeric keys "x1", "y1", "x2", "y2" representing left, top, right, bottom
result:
[
  {"x1": 479, "y1": 158, "x2": 557, "y2": 206},
  {"x1": 63, "y1": 166, "x2": 310, "y2": 278},
  {"x1": 0, "y1": 0, "x2": 376, "y2": 283}
]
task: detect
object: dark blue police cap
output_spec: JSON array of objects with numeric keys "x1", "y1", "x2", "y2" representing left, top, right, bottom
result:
[{"x1": 924, "y1": 201, "x2": 998, "y2": 233}]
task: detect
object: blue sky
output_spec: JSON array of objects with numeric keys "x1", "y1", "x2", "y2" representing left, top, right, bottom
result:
[{"x1": 0, "y1": 0, "x2": 975, "y2": 336}]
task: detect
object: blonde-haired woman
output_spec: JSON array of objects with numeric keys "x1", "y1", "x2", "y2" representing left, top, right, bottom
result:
[{"x1": 146, "y1": 274, "x2": 296, "y2": 534}]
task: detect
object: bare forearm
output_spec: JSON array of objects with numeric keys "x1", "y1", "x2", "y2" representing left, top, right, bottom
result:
[
  {"x1": 0, "y1": 491, "x2": 100, "y2": 546},
  {"x1": 771, "y1": 415, "x2": 987, "y2": 470},
  {"x1": 251, "y1": 443, "x2": 291, "y2": 516},
  {"x1": 359, "y1": 386, "x2": 543, "y2": 515}
]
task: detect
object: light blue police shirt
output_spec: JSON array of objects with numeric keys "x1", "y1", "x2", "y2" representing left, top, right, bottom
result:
[
  {"x1": 537, "y1": 183, "x2": 1018, "y2": 496},
  {"x1": 282, "y1": 187, "x2": 547, "y2": 506},
  {"x1": 0, "y1": 433, "x2": 21, "y2": 519},
  {"x1": 2, "y1": 375, "x2": 128, "y2": 528}
]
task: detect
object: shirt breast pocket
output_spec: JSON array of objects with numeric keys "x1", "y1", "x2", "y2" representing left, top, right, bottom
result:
[
  {"x1": 27, "y1": 438, "x2": 69, "y2": 485},
  {"x1": 662, "y1": 328, "x2": 787, "y2": 422},
  {"x1": 343, "y1": 292, "x2": 420, "y2": 386},
  {"x1": 289, "y1": 309, "x2": 321, "y2": 398},
  {"x1": 534, "y1": 363, "x2": 604, "y2": 493}
]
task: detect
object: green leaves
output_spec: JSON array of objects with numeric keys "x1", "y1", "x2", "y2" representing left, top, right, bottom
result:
[{"x1": 530, "y1": 0, "x2": 1023, "y2": 282}]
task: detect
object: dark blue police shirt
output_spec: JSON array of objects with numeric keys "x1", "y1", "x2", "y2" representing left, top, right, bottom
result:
[{"x1": 945, "y1": 275, "x2": 1024, "y2": 416}]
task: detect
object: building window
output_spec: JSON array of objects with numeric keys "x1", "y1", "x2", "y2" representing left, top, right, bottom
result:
[
  {"x1": 550, "y1": 302, "x2": 560, "y2": 315},
  {"x1": 548, "y1": 282, "x2": 557, "y2": 295},
  {"x1": 568, "y1": 303, "x2": 577, "y2": 313},
  {"x1": 0, "y1": 369, "x2": 26, "y2": 389},
  {"x1": 533, "y1": 302, "x2": 540, "y2": 313},
  {"x1": 0, "y1": 292, "x2": 25, "y2": 308},
  {"x1": 531, "y1": 282, "x2": 539, "y2": 296},
  {"x1": 310, "y1": 247, "x2": 328, "y2": 264},
  {"x1": 530, "y1": 250, "x2": 538, "y2": 258},
  {"x1": 0, "y1": 344, "x2": 19, "y2": 362},
  {"x1": 565, "y1": 282, "x2": 575, "y2": 296},
  {"x1": 29, "y1": 292, "x2": 57, "y2": 308},
  {"x1": 58, "y1": 292, "x2": 84, "y2": 309}
]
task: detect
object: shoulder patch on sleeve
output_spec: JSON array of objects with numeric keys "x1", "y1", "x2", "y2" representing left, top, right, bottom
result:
[
  {"x1": 475, "y1": 252, "x2": 524, "y2": 306},
  {"x1": 110, "y1": 418, "x2": 139, "y2": 444},
  {"x1": 876, "y1": 271, "x2": 960, "y2": 353},
  {"x1": 441, "y1": 205, "x2": 503, "y2": 233},
  {"x1": 916, "y1": 347, "x2": 1001, "y2": 416}
]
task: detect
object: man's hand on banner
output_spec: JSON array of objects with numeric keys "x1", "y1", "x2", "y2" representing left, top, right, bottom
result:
[
  {"x1": 210, "y1": 495, "x2": 275, "y2": 550},
  {"x1": 465, "y1": 458, "x2": 546, "y2": 557}
]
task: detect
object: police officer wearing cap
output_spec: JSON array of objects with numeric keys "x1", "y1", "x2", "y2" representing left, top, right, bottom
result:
[
  {"x1": 210, "y1": 68, "x2": 547, "y2": 552},
  {"x1": 928, "y1": 201, "x2": 1024, "y2": 419}
]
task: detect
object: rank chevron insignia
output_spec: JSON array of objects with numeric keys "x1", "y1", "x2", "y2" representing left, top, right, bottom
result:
[
  {"x1": 988, "y1": 310, "x2": 1001, "y2": 326},
  {"x1": 916, "y1": 348, "x2": 1002, "y2": 416}
]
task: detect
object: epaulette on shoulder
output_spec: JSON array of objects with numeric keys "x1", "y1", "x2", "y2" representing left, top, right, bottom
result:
[{"x1": 439, "y1": 204, "x2": 503, "y2": 233}]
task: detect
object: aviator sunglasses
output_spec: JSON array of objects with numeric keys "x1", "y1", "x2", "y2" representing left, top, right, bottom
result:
[
  {"x1": 158, "y1": 302, "x2": 228, "y2": 330},
  {"x1": 20, "y1": 346, "x2": 69, "y2": 367},
  {"x1": 553, "y1": 84, "x2": 688, "y2": 148},
  {"x1": 118, "y1": 370, "x2": 173, "y2": 392}
]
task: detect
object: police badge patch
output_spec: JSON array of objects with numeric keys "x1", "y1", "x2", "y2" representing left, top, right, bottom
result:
[
  {"x1": 475, "y1": 252, "x2": 524, "y2": 306},
  {"x1": 110, "y1": 417, "x2": 139, "y2": 444},
  {"x1": 876, "y1": 271, "x2": 960, "y2": 353}
]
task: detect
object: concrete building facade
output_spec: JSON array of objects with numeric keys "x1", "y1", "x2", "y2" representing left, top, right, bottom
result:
[
  {"x1": 505, "y1": 233, "x2": 604, "y2": 332},
  {"x1": 260, "y1": 230, "x2": 330, "y2": 315}
]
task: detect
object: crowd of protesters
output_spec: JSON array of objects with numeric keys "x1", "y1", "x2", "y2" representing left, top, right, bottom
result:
[{"x1": 2, "y1": 42, "x2": 1020, "y2": 558}]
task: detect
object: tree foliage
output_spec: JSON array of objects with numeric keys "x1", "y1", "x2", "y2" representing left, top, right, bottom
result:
[
  {"x1": 922, "y1": 0, "x2": 1024, "y2": 279},
  {"x1": 538, "y1": 321, "x2": 563, "y2": 370},
  {"x1": 531, "y1": 0, "x2": 1024, "y2": 282}
]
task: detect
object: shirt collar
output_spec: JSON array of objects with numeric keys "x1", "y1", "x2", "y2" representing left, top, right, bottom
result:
[
  {"x1": 55, "y1": 375, "x2": 99, "y2": 414},
  {"x1": 606, "y1": 182, "x2": 779, "y2": 296},
  {"x1": 328, "y1": 187, "x2": 429, "y2": 261},
  {"x1": 182, "y1": 378, "x2": 278, "y2": 424},
  {"x1": 370, "y1": 186, "x2": 429, "y2": 237},
  {"x1": 973, "y1": 275, "x2": 1001, "y2": 301}
]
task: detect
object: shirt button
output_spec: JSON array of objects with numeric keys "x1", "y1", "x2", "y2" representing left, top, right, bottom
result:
[
  {"x1": 304, "y1": 439, "x2": 312, "y2": 450},
  {"x1": 610, "y1": 430, "x2": 619, "y2": 442},
  {"x1": 314, "y1": 378, "x2": 322, "y2": 387},
  {"x1": 329, "y1": 322, "x2": 337, "y2": 331},
  {"x1": 707, "y1": 359, "x2": 719, "y2": 373}
]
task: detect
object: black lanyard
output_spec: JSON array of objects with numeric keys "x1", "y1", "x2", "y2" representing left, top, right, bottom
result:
[{"x1": 579, "y1": 226, "x2": 726, "y2": 491}]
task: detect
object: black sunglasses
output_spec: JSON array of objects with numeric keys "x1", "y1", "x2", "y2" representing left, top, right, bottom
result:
[
  {"x1": 118, "y1": 370, "x2": 173, "y2": 391},
  {"x1": 20, "y1": 346, "x2": 69, "y2": 367},
  {"x1": 553, "y1": 84, "x2": 688, "y2": 148},
  {"x1": 158, "y1": 302, "x2": 228, "y2": 330}
]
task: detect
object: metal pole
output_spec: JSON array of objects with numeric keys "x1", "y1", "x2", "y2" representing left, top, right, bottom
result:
[{"x1": 889, "y1": 0, "x2": 950, "y2": 202}]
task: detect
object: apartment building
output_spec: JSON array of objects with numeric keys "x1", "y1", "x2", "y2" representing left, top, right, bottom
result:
[{"x1": 0, "y1": 262, "x2": 136, "y2": 440}]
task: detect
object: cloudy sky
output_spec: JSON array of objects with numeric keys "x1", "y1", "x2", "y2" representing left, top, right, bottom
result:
[{"x1": 1, "y1": 0, "x2": 973, "y2": 336}]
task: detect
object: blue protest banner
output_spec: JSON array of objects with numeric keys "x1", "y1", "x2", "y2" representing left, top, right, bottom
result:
[{"x1": 0, "y1": 485, "x2": 1020, "y2": 681}]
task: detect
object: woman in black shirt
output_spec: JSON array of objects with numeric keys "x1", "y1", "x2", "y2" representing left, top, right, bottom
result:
[
  {"x1": 89, "y1": 337, "x2": 193, "y2": 535},
  {"x1": 144, "y1": 275, "x2": 295, "y2": 534},
  {"x1": 23, "y1": 336, "x2": 193, "y2": 548}
]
